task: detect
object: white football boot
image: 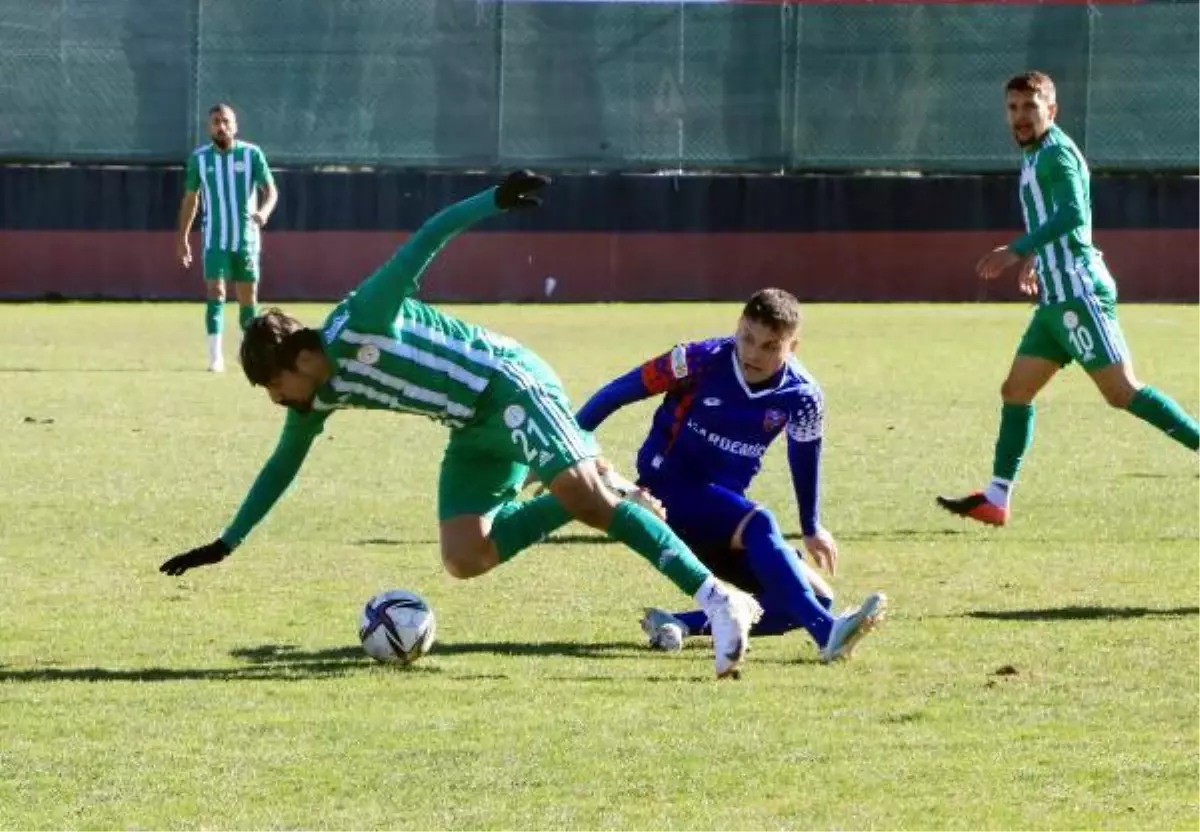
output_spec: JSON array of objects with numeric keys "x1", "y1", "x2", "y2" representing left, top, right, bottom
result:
[
  {"x1": 701, "y1": 583, "x2": 762, "y2": 679},
  {"x1": 640, "y1": 607, "x2": 688, "y2": 652},
  {"x1": 820, "y1": 592, "x2": 888, "y2": 663}
]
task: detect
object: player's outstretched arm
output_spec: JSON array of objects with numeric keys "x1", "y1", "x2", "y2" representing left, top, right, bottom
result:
[
  {"x1": 159, "y1": 417, "x2": 324, "y2": 576},
  {"x1": 351, "y1": 171, "x2": 549, "y2": 320},
  {"x1": 577, "y1": 343, "x2": 698, "y2": 431},
  {"x1": 1009, "y1": 146, "x2": 1087, "y2": 257},
  {"x1": 576, "y1": 367, "x2": 657, "y2": 431}
]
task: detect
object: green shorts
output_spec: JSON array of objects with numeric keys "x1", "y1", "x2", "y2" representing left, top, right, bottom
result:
[
  {"x1": 1016, "y1": 292, "x2": 1130, "y2": 372},
  {"x1": 437, "y1": 348, "x2": 599, "y2": 521},
  {"x1": 203, "y1": 247, "x2": 260, "y2": 282}
]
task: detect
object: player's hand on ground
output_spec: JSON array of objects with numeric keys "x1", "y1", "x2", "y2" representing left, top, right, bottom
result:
[
  {"x1": 803, "y1": 527, "x2": 839, "y2": 576},
  {"x1": 176, "y1": 238, "x2": 192, "y2": 269},
  {"x1": 1017, "y1": 255, "x2": 1039, "y2": 296},
  {"x1": 976, "y1": 246, "x2": 1021, "y2": 280},
  {"x1": 160, "y1": 539, "x2": 231, "y2": 576},
  {"x1": 495, "y1": 170, "x2": 550, "y2": 211}
]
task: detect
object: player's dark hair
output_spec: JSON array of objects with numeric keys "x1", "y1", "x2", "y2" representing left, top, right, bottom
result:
[
  {"x1": 742, "y1": 288, "x2": 801, "y2": 334},
  {"x1": 208, "y1": 102, "x2": 236, "y2": 116},
  {"x1": 240, "y1": 308, "x2": 323, "y2": 386},
  {"x1": 1005, "y1": 71, "x2": 1056, "y2": 103}
]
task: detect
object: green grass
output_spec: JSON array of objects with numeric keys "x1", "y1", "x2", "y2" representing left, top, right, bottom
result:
[{"x1": 0, "y1": 302, "x2": 1196, "y2": 831}]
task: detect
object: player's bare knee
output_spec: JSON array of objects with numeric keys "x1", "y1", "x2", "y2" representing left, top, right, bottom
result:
[
  {"x1": 206, "y1": 282, "x2": 226, "y2": 302},
  {"x1": 438, "y1": 520, "x2": 498, "y2": 579},
  {"x1": 1000, "y1": 377, "x2": 1031, "y2": 403},
  {"x1": 1102, "y1": 380, "x2": 1139, "y2": 409},
  {"x1": 440, "y1": 545, "x2": 492, "y2": 580}
]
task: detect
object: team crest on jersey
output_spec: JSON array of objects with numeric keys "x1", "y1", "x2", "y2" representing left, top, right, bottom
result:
[
  {"x1": 504, "y1": 404, "x2": 526, "y2": 429},
  {"x1": 233, "y1": 161, "x2": 246, "y2": 172},
  {"x1": 1062, "y1": 310, "x2": 1079, "y2": 329},
  {"x1": 763, "y1": 408, "x2": 787, "y2": 432},
  {"x1": 702, "y1": 397, "x2": 722, "y2": 407},
  {"x1": 356, "y1": 344, "x2": 381, "y2": 366},
  {"x1": 669, "y1": 345, "x2": 689, "y2": 380}
]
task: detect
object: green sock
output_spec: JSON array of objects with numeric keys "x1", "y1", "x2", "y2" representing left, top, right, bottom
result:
[
  {"x1": 1126, "y1": 386, "x2": 1200, "y2": 451},
  {"x1": 993, "y1": 402, "x2": 1035, "y2": 481},
  {"x1": 239, "y1": 303, "x2": 257, "y2": 331},
  {"x1": 205, "y1": 300, "x2": 223, "y2": 335},
  {"x1": 490, "y1": 494, "x2": 573, "y2": 563},
  {"x1": 607, "y1": 500, "x2": 711, "y2": 597}
]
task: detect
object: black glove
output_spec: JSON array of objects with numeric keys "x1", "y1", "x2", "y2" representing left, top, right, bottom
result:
[
  {"x1": 494, "y1": 170, "x2": 549, "y2": 211},
  {"x1": 160, "y1": 539, "x2": 231, "y2": 576}
]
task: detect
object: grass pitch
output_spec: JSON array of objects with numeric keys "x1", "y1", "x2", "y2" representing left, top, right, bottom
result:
[{"x1": 0, "y1": 302, "x2": 1196, "y2": 830}]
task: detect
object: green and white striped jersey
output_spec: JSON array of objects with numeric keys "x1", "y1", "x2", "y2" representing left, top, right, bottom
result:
[
  {"x1": 221, "y1": 189, "x2": 512, "y2": 548},
  {"x1": 1011, "y1": 124, "x2": 1116, "y2": 306},
  {"x1": 184, "y1": 140, "x2": 274, "y2": 254}
]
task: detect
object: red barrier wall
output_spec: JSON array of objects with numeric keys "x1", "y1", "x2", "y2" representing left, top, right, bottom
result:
[{"x1": 1, "y1": 229, "x2": 1195, "y2": 302}]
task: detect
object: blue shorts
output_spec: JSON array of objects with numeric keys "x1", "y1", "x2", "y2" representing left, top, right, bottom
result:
[{"x1": 640, "y1": 476, "x2": 764, "y2": 593}]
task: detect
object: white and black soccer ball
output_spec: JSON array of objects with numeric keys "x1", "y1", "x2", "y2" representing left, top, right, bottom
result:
[{"x1": 359, "y1": 590, "x2": 437, "y2": 665}]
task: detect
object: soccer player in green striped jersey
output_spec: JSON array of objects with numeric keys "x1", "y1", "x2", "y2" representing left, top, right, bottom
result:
[
  {"x1": 938, "y1": 72, "x2": 1199, "y2": 527},
  {"x1": 176, "y1": 103, "x2": 278, "y2": 372},
  {"x1": 159, "y1": 171, "x2": 762, "y2": 679}
]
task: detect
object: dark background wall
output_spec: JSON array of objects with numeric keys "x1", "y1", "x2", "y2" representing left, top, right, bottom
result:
[{"x1": 1, "y1": 167, "x2": 1194, "y2": 302}]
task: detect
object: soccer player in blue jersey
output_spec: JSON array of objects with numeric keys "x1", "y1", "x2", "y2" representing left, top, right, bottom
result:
[{"x1": 577, "y1": 289, "x2": 886, "y2": 663}]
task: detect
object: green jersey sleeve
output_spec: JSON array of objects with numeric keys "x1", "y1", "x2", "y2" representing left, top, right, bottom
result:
[
  {"x1": 184, "y1": 154, "x2": 201, "y2": 193},
  {"x1": 251, "y1": 145, "x2": 275, "y2": 188},
  {"x1": 1010, "y1": 146, "x2": 1088, "y2": 257},
  {"x1": 348, "y1": 188, "x2": 501, "y2": 328},
  {"x1": 219, "y1": 408, "x2": 331, "y2": 549}
]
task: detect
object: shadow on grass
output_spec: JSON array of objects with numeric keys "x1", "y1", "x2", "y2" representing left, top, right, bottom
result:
[
  {"x1": 822, "y1": 529, "x2": 967, "y2": 542},
  {"x1": 0, "y1": 639, "x2": 651, "y2": 684},
  {"x1": 966, "y1": 605, "x2": 1200, "y2": 622}
]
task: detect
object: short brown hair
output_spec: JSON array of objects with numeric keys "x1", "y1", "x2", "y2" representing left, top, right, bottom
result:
[
  {"x1": 1005, "y1": 71, "x2": 1056, "y2": 103},
  {"x1": 742, "y1": 288, "x2": 801, "y2": 334},
  {"x1": 240, "y1": 308, "x2": 323, "y2": 386}
]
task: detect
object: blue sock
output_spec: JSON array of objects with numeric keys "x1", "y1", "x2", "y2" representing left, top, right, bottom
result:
[
  {"x1": 741, "y1": 510, "x2": 834, "y2": 647},
  {"x1": 675, "y1": 610, "x2": 709, "y2": 635},
  {"x1": 673, "y1": 607, "x2": 814, "y2": 638}
]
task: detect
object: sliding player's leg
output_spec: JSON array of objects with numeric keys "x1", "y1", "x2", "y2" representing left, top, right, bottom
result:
[{"x1": 633, "y1": 482, "x2": 888, "y2": 657}]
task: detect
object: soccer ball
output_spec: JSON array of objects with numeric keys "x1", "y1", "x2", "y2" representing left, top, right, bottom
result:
[{"x1": 359, "y1": 590, "x2": 437, "y2": 665}]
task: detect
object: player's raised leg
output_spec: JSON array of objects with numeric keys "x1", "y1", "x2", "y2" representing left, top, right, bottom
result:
[
  {"x1": 1084, "y1": 330, "x2": 1200, "y2": 451},
  {"x1": 204, "y1": 276, "x2": 227, "y2": 372}
]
